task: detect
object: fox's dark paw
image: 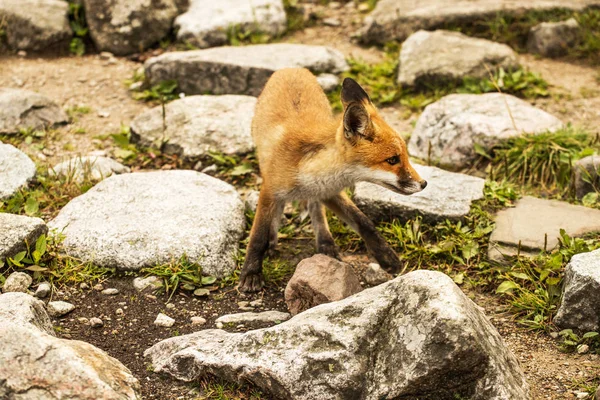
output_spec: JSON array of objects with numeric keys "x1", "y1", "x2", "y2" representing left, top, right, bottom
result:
[
  {"x1": 317, "y1": 242, "x2": 342, "y2": 260},
  {"x1": 238, "y1": 272, "x2": 265, "y2": 293},
  {"x1": 376, "y1": 248, "x2": 403, "y2": 275}
]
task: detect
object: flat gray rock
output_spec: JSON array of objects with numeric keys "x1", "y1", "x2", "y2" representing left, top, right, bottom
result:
[
  {"x1": 0, "y1": 0, "x2": 71, "y2": 51},
  {"x1": 145, "y1": 270, "x2": 529, "y2": 399},
  {"x1": 354, "y1": 164, "x2": 484, "y2": 222},
  {"x1": 408, "y1": 93, "x2": 563, "y2": 169},
  {"x1": 0, "y1": 87, "x2": 68, "y2": 134},
  {"x1": 554, "y1": 249, "x2": 600, "y2": 331},
  {"x1": 0, "y1": 292, "x2": 141, "y2": 399},
  {"x1": 0, "y1": 143, "x2": 36, "y2": 200},
  {"x1": 175, "y1": 0, "x2": 286, "y2": 48},
  {"x1": 398, "y1": 30, "x2": 519, "y2": 87},
  {"x1": 358, "y1": 0, "x2": 600, "y2": 44},
  {"x1": 83, "y1": 0, "x2": 178, "y2": 56},
  {"x1": 144, "y1": 44, "x2": 349, "y2": 96},
  {"x1": 130, "y1": 95, "x2": 256, "y2": 159},
  {"x1": 0, "y1": 213, "x2": 47, "y2": 261},
  {"x1": 215, "y1": 310, "x2": 290, "y2": 325},
  {"x1": 573, "y1": 155, "x2": 600, "y2": 199},
  {"x1": 51, "y1": 156, "x2": 130, "y2": 183},
  {"x1": 488, "y1": 196, "x2": 600, "y2": 260},
  {"x1": 48, "y1": 171, "x2": 245, "y2": 278},
  {"x1": 527, "y1": 18, "x2": 581, "y2": 58}
]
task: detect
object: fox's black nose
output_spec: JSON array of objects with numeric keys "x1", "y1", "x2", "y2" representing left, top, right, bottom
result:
[{"x1": 420, "y1": 180, "x2": 428, "y2": 189}]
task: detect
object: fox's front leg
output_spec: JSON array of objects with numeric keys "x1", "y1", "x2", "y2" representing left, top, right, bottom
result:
[
  {"x1": 239, "y1": 189, "x2": 282, "y2": 292},
  {"x1": 324, "y1": 192, "x2": 402, "y2": 274},
  {"x1": 308, "y1": 200, "x2": 341, "y2": 259}
]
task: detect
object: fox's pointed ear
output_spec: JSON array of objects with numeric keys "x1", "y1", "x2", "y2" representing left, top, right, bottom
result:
[
  {"x1": 343, "y1": 102, "x2": 372, "y2": 142},
  {"x1": 341, "y1": 78, "x2": 371, "y2": 106}
]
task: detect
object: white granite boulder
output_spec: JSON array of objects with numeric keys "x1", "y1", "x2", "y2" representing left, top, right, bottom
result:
[
  {"x1": 48, "y1": 171, "x2": 245, "y2": 277},
  {"x1": 398, "y1": 30, "x2": 519, "y2": 87},
  {"x1": 0, "y1": 292, "x2": 141, "y2": 399},
  {"x1": 175, "y1": 0, "x2": 286, "y2": 48},
  {"x1": 408, "y1": 93, "x2": 564, "y2": 169},
  {"x1": 354, "y1": 164, "x2": 485, "y2": 222},
  {"x1": 145, "y1": 270, "x2": 529, "y2": 399},
  {"x1": 130, "y1": 95, "x2": 256, "y2": 159},
  {"x1": 0, "y1": 143, "x2": 36, "y2": 199},
  {"x1": 0, "y1": 87, "x2": 68, "y2": 134},
  {"x1": 554, "y1": 249, "x2": 600, "y2": 331},
  {"x1": 0, "y1": 213, "x2": 47, "y2": 261},
  {"x1": 527, "y1": 18, "x2": 581, "y2": 58},
  {"x1": 82, "y1": 0, "x2": 178, "y2": 55},
  {"x1": 144, "y1": 44, "x2": 349, "y2": 96},
  {"x1": 0, "y1": 0, "x2": 71, "y2": 51},
  {"x1": 51, "y1": 156, "x2": 130, "y2": 183}
]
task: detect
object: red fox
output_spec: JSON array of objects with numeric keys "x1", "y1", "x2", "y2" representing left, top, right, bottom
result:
[{"x1": 239, "y1": 68, "x2": 427, "y2": 292}]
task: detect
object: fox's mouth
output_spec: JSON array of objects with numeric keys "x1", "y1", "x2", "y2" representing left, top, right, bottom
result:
[{"x1": 381, "y1": 181, "x2": 424, "y2": 196}]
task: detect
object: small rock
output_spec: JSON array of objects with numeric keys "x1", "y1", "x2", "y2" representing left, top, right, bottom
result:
[
  {"x1": 0, "y1": 144, "x2": 37, "y2": 200},
  {"x1": 191, "y1": 316, "x2": 206, "y2": 326},
  {"x1": 237, "y1": 301, "x2": 250, "y2": 308},
  {"x1": 98, "y1": 110, "x2": 110, "y2": 118},
  {"x1": 550, "y1": 332, "x2": 559, "y2": 339},
  {"x1": 90, "y1": 317, "x2": 104, "y2": 328},
  {"x1": 363, "y1": 263, "x2": 391, "y2": 286},
  {"x1": 17, "y1": 50, "x2": 27, "y2": 57},
  {"x1": 129, "y1": 81, "x2": 143, "y2": 91},
  {"x1": 116, "y1": 308, "x2": 124, "y2": 316},
  {"x1": 215, "y1": 321, "x2": 224, "y2": 329},
  {"x1": 357, "y1": 3, "x2": 369, "y2": 12},
  {"x1": 78, "y1": 317, "x2": 89, "y2": 325},
  {"x1": 99, "y1": 51, "x2": 114, "y2": 60},
  {"x1": 2, "y1": 272, "x2": 32, "y2": 293},
  {"x1": 215, "y1": 311, "x2": 291, "y2": 325},
  {"x1": 93, "y1": 283, "x2": 103, "y2": 291},
  {"x1": 573, "y1": 155, "x2": 600, "y2": 200},
  {"x1": 577, "y1": 344, "x2": 590, "y2": 354},
  {"x1": 249, "y1": 299, "x2": 263, "y2": 307},
  {"x1": 575, "y1": 392, "x2": 590, "y2": 399},
  {"x1": 193, "y1": 161, "x2": 203, "y2": 171},
  {"x1": 154, "y1": 313, "x2": 175, "y2": 327},
  {"x1": 80, "y1": 282, "x2": 90, "y2": 290},
  {"x1": 101, "y1": 288, "x2": 119, "y2": 296},
  {"x1": 323, "y1": 17, "x2": 341, "y2": 27},
  {"x1": 47, "y1": 301, "x2": 75, "y2": 317},
  {"x1": 316, "y1": 73, "x2": 340, "y2": 92},
  {"x1": 166, "y1": 303, "x2": 176, "y2": 309},
  {"x1": 527, "y1": 18, "x2": 581, "y2": 58},
  {"x1": 200, "y1": 164, "x2": 218, "y2": 175},
  {"x1": 133, "y1": 276, "x2": 162, "y2": 292},
  {"x1": 34, "y1": 282, "x2": 51, "y2": 298},
  {"x1": 0, "y1": 88, "x2": 68, "y2": 134}
]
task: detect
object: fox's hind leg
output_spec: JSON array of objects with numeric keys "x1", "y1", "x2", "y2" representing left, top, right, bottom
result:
[{"x1": 308, "y1": 200, "x2": 341, "y2": 259}]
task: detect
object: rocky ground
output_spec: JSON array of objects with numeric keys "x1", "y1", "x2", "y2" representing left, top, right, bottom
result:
[{"x1": 2, "y1": 0, "x2": 600, "y2": 399}]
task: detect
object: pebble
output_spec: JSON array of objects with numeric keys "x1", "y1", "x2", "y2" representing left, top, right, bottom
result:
[
  {"x1": 216, "y1": 321, "x2": 224, "y2": 329},
  {"x1": 116, "y1": 308, "x2": 124, "y2": 316},
  {"x1": 2, "y1": 272, "x2": 32, "y2": 293},
  {"x1": 80, "y1": 282, "x2": 90, "y2": 290},
  {"x1": 154, "y1": 313, "x2": 175, "y2": 327},
  {"x1": 201, "y1": 164, "x2": 217, "y2": 175},
  {"x1": 99, "y1": 52, "x2": 114, "y2": 60},
  {"x1": 129, "y1": 81, "x2": 143, "y2": 91},
  {"x1": 93, "y1": 283, "x2": 104, "y2": 291},
  {"x1": 166, "y1": 303, "x2": 176, "y2": 309},
  {"x1": 577, "y1": 344, "x2": 590, "y2": 354},
  {"x1": 191, "y1": 316, "x2": 206, "y2": 326},
  {"x1": 34, "y1": 282, "x2": 51, "y2": 298},
  {"x1": 101, "y1": 288, "x2": 119, "y2": 295},
  {"x1": 78, "y1": 317, "x2": 89, "y2": 325},
  {"x1": 193, "y1": 161, "x2": 203, "y2": 171},
  {"x1": 47, "y1": 301, "x2": 75, "y2": 317},
  {"x1": 323, "y1": 18, "x2": 341, "y2": 27},
  {"x1": 17, "y1": 50, "x2": 27, "y2": 57},
  {"x1": 249, "y1": 299, "x2": 263, "y2": 307},
  {"x1": 98, "y1": 110, "x2": 110, "y2": 118},
  {"x1": 357, "y1": 3, "x2": 370, "y2": 12}
]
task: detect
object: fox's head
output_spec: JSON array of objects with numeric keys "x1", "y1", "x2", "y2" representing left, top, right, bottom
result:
[{"x1": 339, "y1": 78, "x2": 427, "y2": 195}]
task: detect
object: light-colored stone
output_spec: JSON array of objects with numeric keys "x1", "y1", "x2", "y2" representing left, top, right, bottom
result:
[
  {"x1": 175, "y1": 0, "x2": 286, "y2": 48},
  {"x1": 554, "y1": 249, "x2": 600, "y2": 331},
  {"x1": 284, "y1": 254, "x2": 363, "y2": 315},
  {"x1": 0, "y1": 0, "x2": 71, "y2": 51},
  {"x1": 51, "y1": 156, "x2": 130, "y2": 183},
  {"x1": 191, "y1": 316, "x2": 206, "y2": 325},
  {"x1": 34, "y1": 282, "x2": 51, "y2": 298},
  {"x1": 363, "y1": 263, "x2": 391, "y2": 286},
  {"x1": 0, "y1": 143, "x2": 37, "y2": 200},
  {"x1": 144, "y1": 44, "x2": 349, "y2": 96},
  {"x1": 130, "y1": 95, "x2": 256, "y2": 159},
  {"x1": 527, "y1": 18, "x2": 581, "y2": 58},
  {"x1": 83, "y1": 0, "x2": 178, "y2": 56},
  {"x1": 408, "y1": 93, "x2": 564, "y2": 169},
  {"x1": 47, "y1": 300, "x2": 75, "y2": 317},
  {"x1": 2, "y1": 272, "x2": 33, "y2": 293},
  {"x1": 316, "y1": 73, "x2": 340, "y2": 92},
  {"x1": 354, "y1": 164, "x2": 484, "y2": 222},
  {"x1": 146, "y1": 270, "x2": 529, "y2": 399},
  {"x1": 133, "y1": 276, "x2": 162, "y2": 292},
  {"x1": 488, "y1": 196, "x2": 600, "y2": 260},
  {"x1": 244, "y1": 190, "x2": 260, "y2": 213},
  {"x1": 0, "y1": 292, "x2": 140, "y2": 399},
  {"x1": 358, "y1": 0, "x2": 600, "y2": 45},
  {"x1": 398, "y1": 30, "x2": 519, "y2": 87},
  {"x1": 0, "y1": 213, "x2": 47, "y2": 261},
  {"x1": 90, "y1": 317, "x2": 104, "y2": 328},
  {"x1": 154, "y1": 313, "x2": 175, "y2": 327},
  {"x1": 48, "y1": 171, "x2": 245, "y2": 277},
  {"x1": 102, "y1": 288, "x2": 119, "y2": 295},
  {"x1": 573, "y1": 155, "x2": 600, "y2": 200},
  {"x1": 215, "y1": 310, "x2": 290, "y2": 325},
  {"x1": 0, "y1": 87, "x2": 68, "y2": 134}
]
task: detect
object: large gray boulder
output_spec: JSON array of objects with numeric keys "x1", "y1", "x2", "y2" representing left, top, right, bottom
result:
[
  {"x1": 0, "y1": 0, "x2": 71, "y2": 51},
  {"x1": 48, "y1": 171, "x2": 245, "y2": 277},
  {"x1": 82, "y1": 0, "x2": 178, "y2": 56},
  {"x1": 554, "y1": 249, "x2": 600, "y2": 332},
  {"x1": 51, "y1": 156, "x2": 130, "y2": 183},
  {"x1": 0, "y1": 292, "x2": 141, "y2": 399},
  {"x1": 354, "y1": 164, "x2": 484, "y2": 222},
  {"x1": 527, "y1": 18, "x2": 581, "y2": 58},
  {"x1": 130, "y1": 95, "x2": 256, "y2": 159},
  {"x1": 0, "y1": 213, "x2": 47, "y2": 262},
  {"x1": 0, "y1": 143, "x2": 36, "y2": 200},
  {"x1": 0, "y1": 87, "x2": 68, "y2": 135},
  {"x1": 488, "y1": 196, "x2": 600, "y2": 260},
  {"x1": 408, "y1": 93, "x2": 563, "y2": 169},
  {"x1": 175, "y1": 0, "x2": 286, "y2": 48},
  {"x1": 573, "y1": 155, "x2": 600, "y2": 200},
  {"x1": 398, "y1": 30, "x2": 519, "y2": 87},
  {"x1": 144, "y1": 44, "x2": 349, "y2": 96},
  {"x1": 358, "y1": 0, "x2": 600, "y2": 45},
  {"x1": 146, "y1": 270, "x2": 529, "y2": 399}
]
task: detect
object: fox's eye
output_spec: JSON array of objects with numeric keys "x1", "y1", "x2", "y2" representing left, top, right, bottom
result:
[{"x1": 386, "y1": 156, "x2": 400, "y2": 165}]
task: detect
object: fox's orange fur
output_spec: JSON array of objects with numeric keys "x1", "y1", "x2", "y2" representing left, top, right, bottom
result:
[{"x1": 239, "y1": 68, "x2": 426, "y2": 292}]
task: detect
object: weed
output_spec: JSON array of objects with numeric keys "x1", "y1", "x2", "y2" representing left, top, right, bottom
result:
[
  {"x1": 227, "y1": 24, "x2": 271, "y2": 46},
  {"x1": 110, "y1": 125, "x2": 139, "y2": 162},
  {"x1": 66, "y1": 105, "x2": 91, "y2": 122},
  {"x1": 262, "y1": 258, "x2": 295, "y2": 286},
  {"x1": 195, "y1": 377, "x2": 264, "y2": 400},
  {"x1": 67, "y1": 1, "x2": 89, "y2": 56},
  {"x1": 132, "y1": 80, "x2": 179, "y2": 103},
  {"x1": 459, "y1": 67, "x2": 549, "y2": 98},
  {"x1": 284, "y1": 0, "x2": 314, "y2": 32},
  {"x1": 559, "y1": 329, "x2": 600, "y2": 354}
]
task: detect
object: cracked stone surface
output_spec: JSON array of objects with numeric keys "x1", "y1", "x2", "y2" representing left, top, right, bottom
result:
[
  {"x1": 407, "y1": 93, "x2": 563, "y2": 169},
  {"x1": 0, "y1": 292, "x2": 141, "y2": 399},
  {"x1": 144, "y1": 44, "x2": 349, "y2": 96},
  {"x1": 175, "y1": 0, "x2": 286, "y2": 48},
  {"x1": 145, "y1": 270, "x2": 529, "y2": 400},
  {"x1": 358, "y1": 0, "x2": 600, "y2": 45},
  {"x1": 354, "y1": 164, "x2": 485, "y2": 222},
  {"x1": 215, "y1": 311, "x2": 291, "y2": 325},
  {"x1": 0, "y1": 87, "x2": 68, "y2": 134},
  {"x1": 0, "y1": 213, "x2": 47, "y2": 262},
  {"x1": 554, "y1": 249, "x2": 600, "y2": 331},
  {"x1": 51, "y1": 156, "x2": 130, "y2": 183},
  {"x1": 48, "y1": 171, "x2": 245, "y2": 277},
  {"x1": 130, "y1": 95, "x2": 256, "y2": 159},
  {"x1": 0, "y1": 143, "x2": 36, "y2": 200}
]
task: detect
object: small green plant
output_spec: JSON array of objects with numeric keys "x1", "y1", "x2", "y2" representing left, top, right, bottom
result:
[
  {"x1": 132, "y1": 80, "x2": 179, "y2": 103},
  {"x1": 68, "y1": 1, "x2": 88, "y2": 56},
  {"x1": 460, "y1": 67, "x2": 549, "y2": 98},
  {"x1": 66, "y1": 105, "x2": 91, "y2": 122},
  {"x1": 284, "y1": 0, "x2": 312, "y2": 32},
  {"x1": 226, "y1": 24, "x2": 271, "y2": 46},
  {"x1": 558, "y1": 329, "x2": 600, "y2": 354},
  {"x1": 110, "y1": 125, "x2": 139, "y2": 161}
]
